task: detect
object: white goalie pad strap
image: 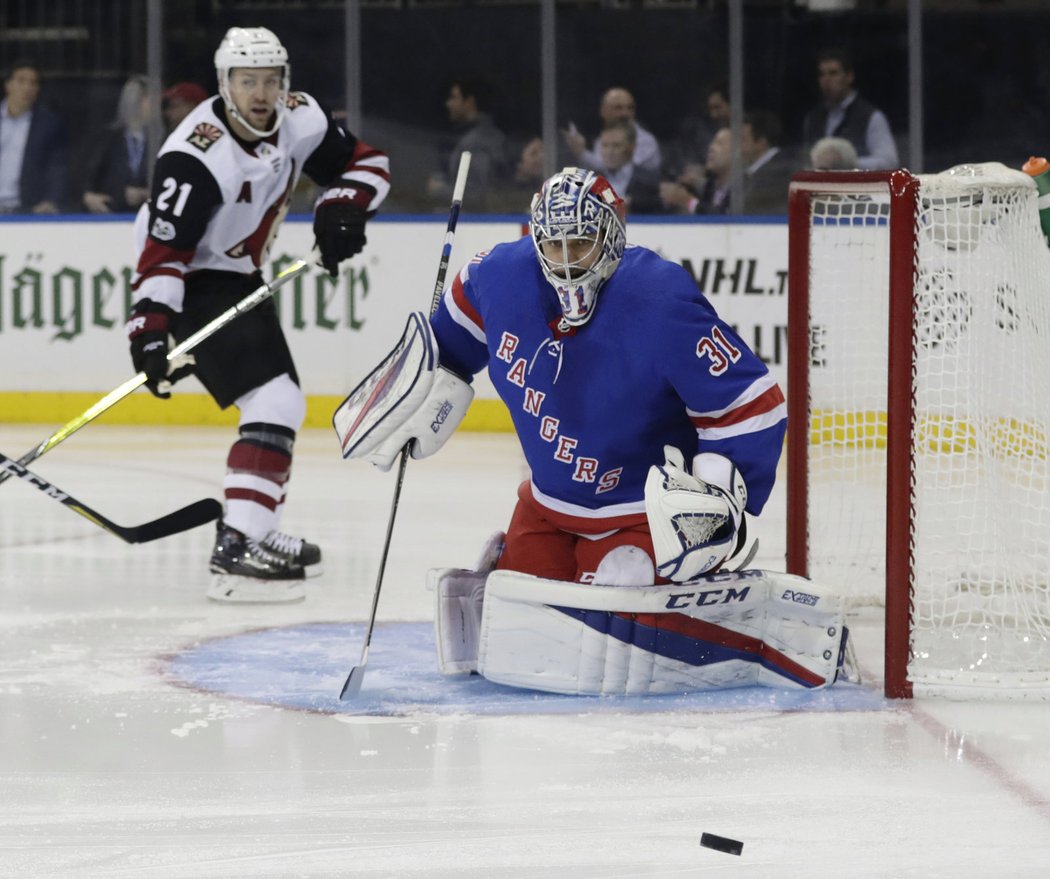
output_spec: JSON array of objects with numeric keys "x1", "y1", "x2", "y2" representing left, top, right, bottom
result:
[
  {"x1": 644, "y1": 446, "x2": 746, "y2": 583},
  {"x1": 333, "y1": 311, "x2": 436, "y2": 461},
  {"x1": 476, "y1": 569, "x2": 846, "y2": 696}
]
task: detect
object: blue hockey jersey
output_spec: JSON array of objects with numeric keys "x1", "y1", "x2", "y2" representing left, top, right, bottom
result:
[{"x1": 431, "y1": 236, "x2": 786, "y2": 534}]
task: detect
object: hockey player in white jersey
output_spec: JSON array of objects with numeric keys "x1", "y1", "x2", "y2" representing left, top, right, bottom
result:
[{"x1": 127, "y1": 27, "x2": 390, "y2": 603}]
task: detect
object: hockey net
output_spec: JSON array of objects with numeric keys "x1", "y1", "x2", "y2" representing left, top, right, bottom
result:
[{"x1": 787, "y1": 163, "x2": 1050, "y2": 699}]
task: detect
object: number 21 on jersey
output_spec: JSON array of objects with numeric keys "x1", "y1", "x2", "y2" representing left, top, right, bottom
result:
[{"x1": 156, "y1": 177, "x2": 193, "y2": 216}]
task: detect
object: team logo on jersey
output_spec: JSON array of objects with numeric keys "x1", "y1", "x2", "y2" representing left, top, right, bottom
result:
[
  {"x1": 225, "y1": 159, "x2": 297, "y2": 267},
  {"x1": 187, "y1": 122, "x2": 224, "y2": 152},
  {"x1": 151, "y1": 216, "x2": 176, "y2": 241},
  {"x1": 285, "y1": 92, "x2": 309, "y2": 110}
]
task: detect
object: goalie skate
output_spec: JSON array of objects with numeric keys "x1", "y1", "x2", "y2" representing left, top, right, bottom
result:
[{"x1": 207, "y1": 522, "x2": 306, "y2": 604}]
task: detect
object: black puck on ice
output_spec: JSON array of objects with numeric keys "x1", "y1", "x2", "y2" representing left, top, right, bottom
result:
[{"x1": 700, "y1": 832, "x2": 743, "y2": 856}]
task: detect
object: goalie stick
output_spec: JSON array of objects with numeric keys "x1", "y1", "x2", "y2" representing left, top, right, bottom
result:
[
  {"x1": 339, "y1": 151, "x2": 472, "y2": 701},
  {"x1": 0, "y1": 452, "x2": 222, "y2": 543},
  {"x1": 0, "y1": 257, "x2": 312, "y2": 486}
]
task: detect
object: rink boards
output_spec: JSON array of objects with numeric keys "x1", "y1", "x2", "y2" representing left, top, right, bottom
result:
[{"x1": 0, "y1": 214, "x2": 789, "y2": 429}]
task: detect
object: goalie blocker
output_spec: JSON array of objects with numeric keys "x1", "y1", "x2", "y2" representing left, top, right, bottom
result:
[
  {"x1": 333, "y1": 311, "x2": 473, "y2": 469},
  {"x1": 431, "y1": 564, "x2": 855, "y2": 696}
]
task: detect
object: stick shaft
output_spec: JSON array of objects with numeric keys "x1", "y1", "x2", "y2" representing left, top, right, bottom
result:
[
  {"x1": 428, "y1": 151, "x2": 473, "y2": 315},
  {"x1": 0, "y1": 258, "x2": 311, "y2": 484},
  {"x1": 340, "y1": 152, "x2": 472, "y2": 700}
]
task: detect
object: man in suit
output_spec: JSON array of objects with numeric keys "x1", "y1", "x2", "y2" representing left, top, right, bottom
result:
[
  {"x1": 0, "y1": 61, "x2": 68, "y2": 213},
  {"x1": 660, "y1": 113, "x2": 795, "y2": 216},
  {"x1": 740, "y1": 110, "x2": 796, "y2": 216},
  {"x1": 563, "y1": 87, "x2": 663, "y2": 175},
  {"x1": 802, "y1": 47, "x2": 898, "y2": 171},
  {"x1": 591, "y1": 119, "x2": 662, "y2": 214}
]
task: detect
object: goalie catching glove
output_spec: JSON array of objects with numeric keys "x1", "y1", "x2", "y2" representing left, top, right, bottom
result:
[
  {"x1": 644, "y1": 445, "x2": 747, "y2": 582},
  {"x1": 333, "y1": 311, "x2": 473, "y2": 470},
  {"x1": 125, "y1": 300, "x2": 195, "y2": 399}
]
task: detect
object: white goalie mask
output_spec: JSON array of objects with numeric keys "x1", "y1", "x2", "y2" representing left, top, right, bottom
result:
[
  {"x1": 530, "y1": 167, "x2": 627, "y2": 328},
  {"x1": 214, "y1": 26, "x2": 290, "y2": 138}
]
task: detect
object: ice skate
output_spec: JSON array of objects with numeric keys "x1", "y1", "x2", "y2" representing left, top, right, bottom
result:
[
  {"x1": 261, "y1": 529, "x2": 323, "y2": 577},
  {"x1": 207, "y1": 521, "x2": 306, "y2": 603}
]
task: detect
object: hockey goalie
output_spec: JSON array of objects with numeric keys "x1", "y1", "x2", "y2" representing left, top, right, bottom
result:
[{"x1": 335, "y1": 167, "x2": 855, "y2": 695}]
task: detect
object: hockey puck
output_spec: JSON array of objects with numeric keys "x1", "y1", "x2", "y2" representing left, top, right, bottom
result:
[{"x1": 700, "y1": 832, "x2": 743, "y2": 856}]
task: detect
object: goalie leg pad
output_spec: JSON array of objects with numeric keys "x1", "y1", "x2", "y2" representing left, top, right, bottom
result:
[
  {"x1": 429, "y1": 531, "x2": 505, "y2": 675},
  {"x1": 476, "y1": 569, "x2": 846, "y2": 695},
  {"x1": 429, "y1": 567, "x2": 487, "y2": 674}
]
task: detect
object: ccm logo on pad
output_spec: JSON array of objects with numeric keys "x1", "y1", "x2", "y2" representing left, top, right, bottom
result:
[{"x1": 664, "y1": 586, "x2": 751, "y2": 609}]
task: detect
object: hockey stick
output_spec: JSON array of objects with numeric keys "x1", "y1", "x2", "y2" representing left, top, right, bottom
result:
[
  {"x1": 0, "y1": 257, "x2": 312, "y2": 486},
  {"x1": 339, "y1": 151, "x2": 472, "y2": 700},
  {"x1": 0, "y1": 452, "x2": 222, "y2": 543}
]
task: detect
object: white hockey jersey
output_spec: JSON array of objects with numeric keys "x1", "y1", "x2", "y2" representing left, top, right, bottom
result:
[{"x1": 132, "y1": 93, "x2": 389, "y2": 311}]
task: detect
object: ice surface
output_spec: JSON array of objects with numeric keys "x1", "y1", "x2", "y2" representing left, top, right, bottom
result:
[{"x1": 2, "y1": 425, "x2": 1050, "y2": 877}]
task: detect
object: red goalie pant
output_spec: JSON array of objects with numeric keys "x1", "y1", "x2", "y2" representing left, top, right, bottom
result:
[{"x1": 497, "y1": 481, "x2": 661, "y2": 584}]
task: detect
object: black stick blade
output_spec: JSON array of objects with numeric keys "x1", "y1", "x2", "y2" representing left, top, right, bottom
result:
[
  {"x1": 339, "y1": 666, "x2": 366, "y2": 700},
  {"x1": 122, "y1": 498, "x2": 223, "y2": 543}
]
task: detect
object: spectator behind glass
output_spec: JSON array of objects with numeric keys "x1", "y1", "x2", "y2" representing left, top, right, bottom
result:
[
  {"x1": 660, "y1": 126, "x2": 732, "y2": 215},
  {"x1": 82, "y1": 75, "x2": 152, "y2": 214},
  {"x1": 0, "y1": 60, "x2": 68, "y2": 213},
  {"x1": 563, "y1": 87, "x2": 662, "y2": 174},
  {"x1": 162, "y1": 81, "x2": 208, "y2": 132},
  {"x1": 667, "y1": 80, "x2": 730, "y2": 180},
  {"x1": 740, "y1": 109, "x2": 796, "y2": 215},
  {"x1": 809, "y1": 136, "x2": 858, "y2": 171},
  {"x1": 427, "y1": 75, "x2": 507, "y2": 211},
  {"x1": 802, "y1": 47, "x2": 899, "y2": 171},
  {"x1": 515, "y1": 136, "x2": 546, "y2": 190},
  {"x1": 594, "y1": 119, "x2": 661, "y2": 214},
  {"x1": 707, "y1": 83, "x2": 731, "y2": 132}
]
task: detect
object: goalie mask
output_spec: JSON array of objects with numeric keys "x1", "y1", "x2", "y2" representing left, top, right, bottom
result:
[
  {"x1": 530, "y1": 167, "x2": 627, "y2": 328},
  {"x1": 214, "y1": 26, "x2": 290, "y2": 138}
]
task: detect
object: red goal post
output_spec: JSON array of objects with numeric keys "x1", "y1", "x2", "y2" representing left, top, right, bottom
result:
[{"x1": 786, "y1": 164, "x2": 1050, "y2": 700}]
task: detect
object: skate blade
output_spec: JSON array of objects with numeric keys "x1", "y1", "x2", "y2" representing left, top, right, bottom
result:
[{"x1": 206, "y1": 574, "x2": 306, "y2": 604}]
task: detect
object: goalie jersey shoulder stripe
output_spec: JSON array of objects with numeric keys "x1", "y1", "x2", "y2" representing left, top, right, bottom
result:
[{"x1": 430, "y1": 236, "x2": 786, "y2": 520}]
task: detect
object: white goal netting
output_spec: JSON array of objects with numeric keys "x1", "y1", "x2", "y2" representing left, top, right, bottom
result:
[{"x1": 801, "y1": 163, "x2": 1050, "y2": 697}]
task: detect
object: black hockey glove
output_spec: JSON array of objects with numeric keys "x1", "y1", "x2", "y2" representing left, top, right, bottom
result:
[
  {"x1": 313, "y1": 192, "x2": 371, "y2": 278},
  {"x1": 126, "y1": 300, "x2": 190, "y2": 399}
]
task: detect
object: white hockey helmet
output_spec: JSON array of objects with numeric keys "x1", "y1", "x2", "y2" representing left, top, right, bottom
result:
[
  {"x1": 529, "y1": 167, "x2": 627, "y2": 328},
  {"x1": 214, "y1": 26, "x2": 290, "y2": 138}
]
